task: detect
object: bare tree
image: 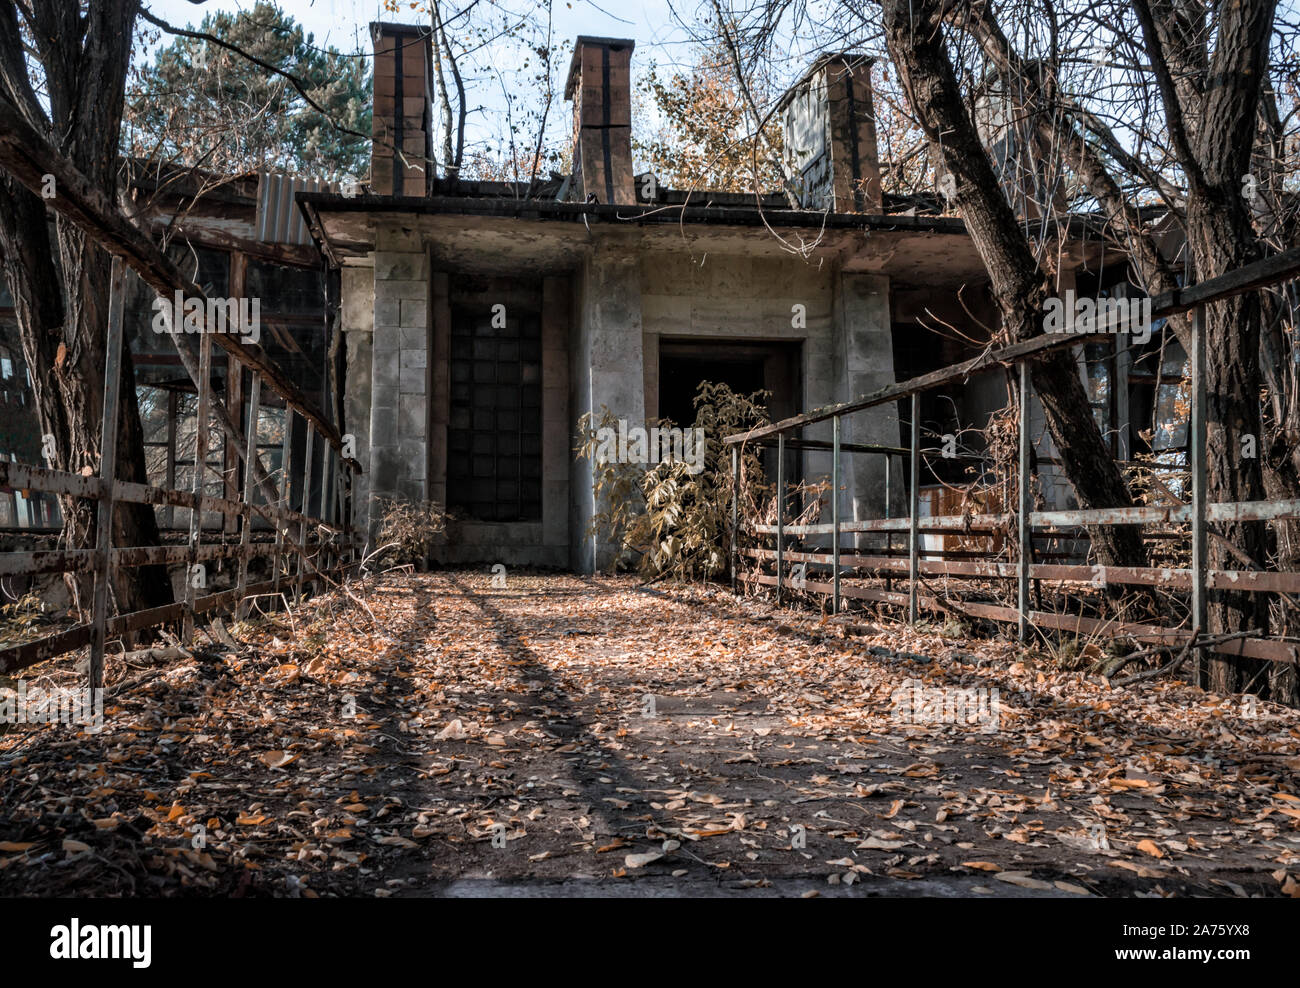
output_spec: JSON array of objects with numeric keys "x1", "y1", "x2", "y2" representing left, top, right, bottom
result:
[{"x1": 0, "y1": 0, "x2": 170, "y2": 618}]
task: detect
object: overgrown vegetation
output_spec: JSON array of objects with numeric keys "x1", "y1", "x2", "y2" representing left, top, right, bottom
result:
[
  {"x1": 576, "y1": 382, "x2": 773, "y2": 581},
  {"x1": 369, "y1": 497, "x2": 450, "y2": 568}
]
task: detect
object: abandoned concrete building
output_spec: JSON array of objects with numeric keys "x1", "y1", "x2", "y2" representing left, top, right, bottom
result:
[
  {"x1": 293, "y1": 22, "x2": 1181, "y2": 571},
  {"x1": 0, "y1": 22, "x2": 1188, "y2": 574}
]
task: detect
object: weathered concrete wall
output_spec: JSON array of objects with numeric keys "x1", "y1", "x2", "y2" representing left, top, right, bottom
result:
[
  {"x1": 637, "y1": 253, "x2": 897, "y2": 543},
  {"x1": 639, "y1": 251, "x2": 837, "y2": 436},
  {"x1": 571, "y1": 250, "x2": 644, "y2": 572},
  {"x1": 366, "y1": 230, "x2": 430, "y2": 542},
  {"x1": 341, "y1": 264, "x2": 375, "y2": 530}
]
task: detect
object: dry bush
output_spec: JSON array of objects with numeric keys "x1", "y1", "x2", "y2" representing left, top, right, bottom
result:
[
  {"x1": 370, "y1": 497, "x2": 450, "y2": 567},
  {"x1": 576, "y1": 383, "x2": 772, "y2": 581}
]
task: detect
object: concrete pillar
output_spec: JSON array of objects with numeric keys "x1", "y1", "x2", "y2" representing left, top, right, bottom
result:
[
  {"x1": 541, "y1": 277, "x2": 571, "y2": 554},
  {"x1": 367, "y1": 231, "x2": 429, "y2": 541},
  {"x1": 834, "y1": 271, "x2": 897, "y2": 544},
  {"x1": 341, "y1": 264, "x2": 375, "y2": 526},
  {"x1": 570, "y1": 250, "x2": 644, "y2": 572},
  {"x1": 1031, "y1": 266, "x2": 1075, "y2": 509},
  {"x1": 430, "y1": 272, "x2": 450, "y2": 507}
]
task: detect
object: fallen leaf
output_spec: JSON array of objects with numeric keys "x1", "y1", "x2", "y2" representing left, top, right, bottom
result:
[{"x1": 625, "y1": 851, "x2": 664, "y2": 869}]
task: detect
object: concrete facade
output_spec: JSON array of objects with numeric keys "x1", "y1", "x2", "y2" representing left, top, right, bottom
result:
[
  {"x1": 318, "y1": 25, "x2": 1077, "y2": 574},
  {"x1": 340, "y1": 225, "x2": 906, "y2": 572}
]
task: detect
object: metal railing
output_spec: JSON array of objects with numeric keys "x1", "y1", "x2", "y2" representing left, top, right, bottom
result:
[
  {"x1": 725, "y1": 246, "x2": 1300, "y2": 670},
  {"x1": 0, "y1": 258, "x2": 363, "y2": 684}
]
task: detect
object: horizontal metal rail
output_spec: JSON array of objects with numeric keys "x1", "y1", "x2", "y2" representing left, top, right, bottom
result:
[
  {"x1": 727, "y1": 247, "x2": 1300, "y2": 677},
  {"x1": 747, "y1": 498, "x2": 1300, "y2": 536},
  {"x1": 741, "y1": 547, "x2": 1300, "y2": 593},
  {"x1": 741, "y1": 572, "x2": 1299, "y2": 666}
]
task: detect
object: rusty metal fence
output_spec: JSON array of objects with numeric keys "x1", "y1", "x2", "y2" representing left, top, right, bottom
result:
[
  {"x1": 726, "y1": 246, "x2": 1300, "y2": 670},
  {"x1": 0, "y1": 258, "x2": 362, "y2": 686}
]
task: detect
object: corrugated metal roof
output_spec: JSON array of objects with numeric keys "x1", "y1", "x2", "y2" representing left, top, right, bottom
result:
[{"x1": 256, "y1": 171, "x2": 335, "y2": 245}]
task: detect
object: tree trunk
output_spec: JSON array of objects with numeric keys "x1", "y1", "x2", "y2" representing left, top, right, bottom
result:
[
  {"x1": 881, "y1": 0, "x2": 1145, "y2": 569},
  {"x1": 1134, "y1": 0, "x2": 1278, "y2": 694},
  {"x1": 0, "y1": 0, "x2": 172, "y2": 620}
]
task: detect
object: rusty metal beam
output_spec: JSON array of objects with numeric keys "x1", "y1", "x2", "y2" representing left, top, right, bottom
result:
[{"x1": 739, "y1": 571, "x2": 1300, "y2": 664}]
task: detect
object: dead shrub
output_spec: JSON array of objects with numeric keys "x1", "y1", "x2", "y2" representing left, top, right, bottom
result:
[{"x1": 370, "y1": 497, "x2": 450, "y2": 567}]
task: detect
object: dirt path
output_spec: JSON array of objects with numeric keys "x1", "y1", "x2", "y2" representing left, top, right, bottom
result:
[{"x1": 2, "y1": 570, "x2": 1298, "y2": 897}]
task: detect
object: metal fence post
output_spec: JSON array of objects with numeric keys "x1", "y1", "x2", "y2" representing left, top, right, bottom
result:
[
  {"x1": 730, "y1": 445, "x2": 739, "y2": 593},
  {"x1": 336, "y1": 455, "x2": 350, "y2": 572},
  {"x1": 236, "y1": 370, "x2": 261, "y2": 619},
  {"x1": 343, "y1": 461, "x2": 355, "y2": 566},
  {"x1": 320, "y1": 444, "x2": 335, "y2": 578},
  {"x1": 832, "y1": 414, "x2": 841, "y2": 615},
  {"x1": 88, "y1": 258, "x2": 127, "y2": 692},
  {"x1": 295, "y1": 426, "x2": 315, "y2": 606},
  {"x1": 1018, "y1": 361, "x2": 1032, "y2": 642},
  {"x1": 776, "y1": 431, "x2": 785, "y2": 606},
  {"x1": 182, "y1": 330, "x2": 212, "y2": 645},
  {"x1": 273, "y1": 411, "x2": 295, "y2": 603},
  {"x1": 1191, "y1": 303, "x2": 1208, "y2": 683},
  {"x1": 908, "y1": 393, "x2": 920, "y2": 624},
  {"x1": 884, "y1": 453, "x2": 893, "y2": 592}
]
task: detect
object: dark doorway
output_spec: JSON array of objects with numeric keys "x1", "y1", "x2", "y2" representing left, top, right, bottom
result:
[
  {"x1": 657, "y1": 339, "x2": 802, "y2": 488},
  {"x1": 659, "y1": 353, "x2": 763, "y2": 426},
  {"x1": 657, "y1": 340, "x2": 801, "y2": 427}
]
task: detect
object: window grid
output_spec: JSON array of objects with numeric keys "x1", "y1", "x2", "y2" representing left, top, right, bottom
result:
[{"x1": 447, "y1": 307, "x2": 542, "y2": 522}]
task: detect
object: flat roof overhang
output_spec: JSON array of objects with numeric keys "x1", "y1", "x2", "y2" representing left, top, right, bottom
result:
[{"x1": 298, "y1": 192, "x2": 1117, "y2": 289}]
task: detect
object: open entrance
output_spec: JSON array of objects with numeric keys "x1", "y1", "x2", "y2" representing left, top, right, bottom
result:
[
  {"x1": 657, "y1": 338, "x2": 802, "y2": 489},
  {"x1": 657, "y1": 340, "x2": 801, "y2": 427}
]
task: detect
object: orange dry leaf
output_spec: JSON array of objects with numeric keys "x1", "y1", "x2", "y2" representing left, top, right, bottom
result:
[{"x1": 259, "y1": 750, "x2": 298, "y2": 769}]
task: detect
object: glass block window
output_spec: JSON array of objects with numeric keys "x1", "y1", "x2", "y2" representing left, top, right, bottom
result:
[{"x1": 447, "y1": 306, "x2": 542, "y2": 522}]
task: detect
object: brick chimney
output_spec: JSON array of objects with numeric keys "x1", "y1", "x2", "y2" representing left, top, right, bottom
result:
[
  {"x1": 370, "y1": 22, "x2": 433, "y2": 197},
  {"x1": 564, "y1": 36, "x2": 636, "y2": 205},
  {"x1": 780, "y1": 54, "x2": 881, "y2": 212}
]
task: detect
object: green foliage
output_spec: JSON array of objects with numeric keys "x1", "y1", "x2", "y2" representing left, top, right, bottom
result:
[
  {"x1": 126, "y1": 1, "x2": 371, "y2": 180},
  {"x1": 575, "y1": 383, "x2": 772, "y2": 581}
]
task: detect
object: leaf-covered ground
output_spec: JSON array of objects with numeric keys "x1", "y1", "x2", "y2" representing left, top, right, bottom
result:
[{"x1": 2, "y1": 570, "x2": 1299, "y2": 898}]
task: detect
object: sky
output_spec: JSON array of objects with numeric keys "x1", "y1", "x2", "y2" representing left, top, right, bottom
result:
[
  {"x1": 141, "y1": 0, "x2": 712, "y2": 173},
  {"x1": 145, "y1": 0, "x2": 699, "y2": 65}
]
